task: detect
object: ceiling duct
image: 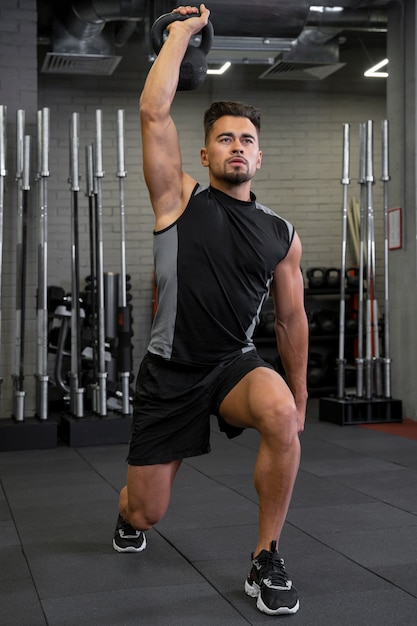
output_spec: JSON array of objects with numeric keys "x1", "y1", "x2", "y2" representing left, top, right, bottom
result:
[
  {"x1": 41, "y1": 0, "x2": 145, "y2": 75},
  {"x1": 39, "y1": 1, "x2": 389, "y2": 80},
  {"x1": 259, "y1": 8, "x2": 387, "y2": 80},
  {"x1": 181, "y1": 0, "x2": 311, "y2": 39}
]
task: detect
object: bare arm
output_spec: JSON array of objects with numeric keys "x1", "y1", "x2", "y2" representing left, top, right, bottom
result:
[
  {"x1": 271, "y1": 233, "x2": 308, "y2": 431},
  {"x1": 140, "y1": 4, "x2": 210, "y2": 230}
]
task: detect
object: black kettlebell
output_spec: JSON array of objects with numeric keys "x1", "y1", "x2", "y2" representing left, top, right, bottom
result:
[
  {"x1": 307, "y1": 311, "x2": 320, "y2": 335},
  {"x1": 307, "y1": 267, "x2": 326, "y2": 289},
  {"x1": 307, "y1": 353, "x2": 327, "y2": 386},
  {"x1": 316, "y1": 309, "x2": 338, "y2": 334},
  {"x1": 346, "y1": 316, "x2": 358, "y2": 333},
  {"x1": 325, "y1": 267, "x2": 341, "y2": 289},
  {"x1": 151, "y1": 12, "x2": 214, "y2": 91}
]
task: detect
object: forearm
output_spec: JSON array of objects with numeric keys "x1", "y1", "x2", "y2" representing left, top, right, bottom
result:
[
  {"x1": 140, "y1": 27, "x2": 189, "y2": 119},
  {"x1": 275, "y1": 314, "x2": 309, "y2": 412}
]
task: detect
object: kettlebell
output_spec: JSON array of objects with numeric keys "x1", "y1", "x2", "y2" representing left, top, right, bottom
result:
[
  {"x1": 307, "y1": 311, "x2": 320, "y2": 335},
  {"x1": 151, "y1": 12, "x2": 214, "y2": 91},
  {"x1": 307, "y1": 353, "x2": 327, "y2": 387},
  {"x1": 316, "y1": 309, "x2": 338, "y2": 334},
  {"x1": 325, "y1": 267, "x2": 341, "y2": 289},
  {"x1": 307, "y1": 267, "x2": 326, "y2": 289}
]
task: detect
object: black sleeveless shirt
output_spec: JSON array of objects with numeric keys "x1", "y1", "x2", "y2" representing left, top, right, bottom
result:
[{"x1": 148, "y1": 184, "x2": 294, "y2": 366}]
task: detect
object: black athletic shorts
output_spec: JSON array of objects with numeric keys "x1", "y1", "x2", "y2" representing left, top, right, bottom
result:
[{"x1": 127, "y1": 350, "x2": 276, "y2": 466}]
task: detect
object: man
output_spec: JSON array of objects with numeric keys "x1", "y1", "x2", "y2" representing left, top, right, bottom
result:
[{"x1": 113, "y1": 3, "x2": 308, "y2": 617}]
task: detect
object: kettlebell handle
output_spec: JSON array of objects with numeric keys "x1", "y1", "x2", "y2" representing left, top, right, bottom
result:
[{"x1": 151, "y1": 12, "x2": 214, "y2": 57}]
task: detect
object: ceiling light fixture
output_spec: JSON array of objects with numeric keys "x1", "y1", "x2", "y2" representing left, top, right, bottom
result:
[
  {"x1": 309, "y1": 6, "x2": 344, "y2": 12},
  {"x1": 207, "y1": 61, "x2": 231, "y2": 75},
  {"x1": 364, "y1": 58, "x2": 389, "y2": 78}
]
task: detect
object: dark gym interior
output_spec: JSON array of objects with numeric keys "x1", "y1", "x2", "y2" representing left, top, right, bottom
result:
[{"x1": 1, "y1": 1, "x2": 417, "y2": 624}]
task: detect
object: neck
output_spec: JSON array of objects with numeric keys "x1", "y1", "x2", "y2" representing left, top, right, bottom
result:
[{"x1": 209, "y1": 179, "x2": 252, "y2": 202}]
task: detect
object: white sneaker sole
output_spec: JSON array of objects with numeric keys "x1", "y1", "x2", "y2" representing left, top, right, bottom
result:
[
  {"x1": 112, "y1": 534, "x2": 147, "y2": 553},
  {"x1": 245, "y1": 579, "x2": 299, "y2": 615},
  {"x1": 257, "y1": 595, "x2": 299, "y2": 615}
]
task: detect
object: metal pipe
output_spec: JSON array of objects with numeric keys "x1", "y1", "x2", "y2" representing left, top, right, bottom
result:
[
  {"x1": 36, "y1": 108, "x2": 50, "y2": 420},
  {"x1": 69, "y1": 112, "x2": 84, "y2": 417},
  {"x1": 94, "y1": 109, "x2": 107, "y2": 416},
  {"x1": 86, "y1": 144, "x2": 98, "y2": 385},
  {"x1": 365, "y1": 120, "x2": 382, "y2": 398},
  {"x1": 0, "y1": 105, "x2": 6, "y2": 401},
  {"x1": 14, "y1": 134, "x2": 31, "y2": 421},
  {"x1": 337, "y1": 123, "x2": 349, "y2": 399},
  {"x1": 381, "y1": 119, "x2": 391, "y2": 398},
  {"x1": 13, "y1": 110, "x2": 25, "y2": 420},
  {"x1": 116, "y1": 109, "x2": 131, "y2": 415},
  {"x1": 356, "y1": 122, "x2": 367, "y2": 398}
]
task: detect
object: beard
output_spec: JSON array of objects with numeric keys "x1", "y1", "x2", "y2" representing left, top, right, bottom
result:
[{"x1": 221, "y1": 163, "x2": 252, "y2": 184}]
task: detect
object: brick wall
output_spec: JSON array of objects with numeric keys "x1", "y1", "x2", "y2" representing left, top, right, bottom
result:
[{"x1": 0, "y1": 0, "x2": 38, "y2": 416}]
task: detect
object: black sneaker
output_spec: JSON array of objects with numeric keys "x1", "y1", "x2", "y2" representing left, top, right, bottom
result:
[
  {"x1": 245, "y1": 541, "x2": 299, "y2": 615},
  {"x1": 112, "y1": 514, "x2": 147, "y2": 553}
]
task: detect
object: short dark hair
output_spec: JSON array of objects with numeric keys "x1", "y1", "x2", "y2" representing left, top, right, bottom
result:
[{"x1": 203, "y1": 101, "x2": 261, "y2": 142}]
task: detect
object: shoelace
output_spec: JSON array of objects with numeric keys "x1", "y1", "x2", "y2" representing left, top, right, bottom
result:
[
  {"x1": 120, "y1": 520, "x2": 140, "y2": 537},
  {"x1": 262, "y1": 552, "x2": 291, "y2": 589}
]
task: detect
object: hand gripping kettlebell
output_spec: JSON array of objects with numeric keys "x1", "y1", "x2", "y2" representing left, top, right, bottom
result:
[{"x1": 151, "y1": 12, "x2": 214, "y2": 91}]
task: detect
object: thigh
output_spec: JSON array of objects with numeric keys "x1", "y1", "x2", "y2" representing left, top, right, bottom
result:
[
  {"x1": 128, "y1": 353, "x2": 213, "y2": 465},
  {"x1": 219, "y1": 366, "x2": 295, "y2": 430},
  {"x1": 127, "y1": 460, "x2": 182, "y2": 524}
]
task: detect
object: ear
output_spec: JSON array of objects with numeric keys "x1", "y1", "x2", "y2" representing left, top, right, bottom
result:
[
  {"x1": 256, "y1": 150, "x2": 263, "y2": 170},
  {"x1": 200, "y1": 147, "x2": 209, "y2": 167}
]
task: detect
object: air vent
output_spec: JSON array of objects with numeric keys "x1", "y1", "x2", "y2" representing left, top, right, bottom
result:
[
  {"x1": 41, "y1": 52, "x2": 122, "y2": 76},
  {"x1": 260, "y1": 60, "x2": 345, "y2": 80}
]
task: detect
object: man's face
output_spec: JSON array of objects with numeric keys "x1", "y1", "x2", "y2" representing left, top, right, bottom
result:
[{"x1": 200, "y1": 116, "x2": 262, "y2": 184}]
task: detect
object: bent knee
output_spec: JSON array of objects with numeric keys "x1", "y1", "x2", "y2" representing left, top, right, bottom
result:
[
  {"x1": 258, "y1": 400, "x2": 299, "y2": 448},
  {"x1": 128, "y1": 507, "x2": 163, "y2": 531}
]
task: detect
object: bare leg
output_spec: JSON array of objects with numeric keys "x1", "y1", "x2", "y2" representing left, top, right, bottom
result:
[
  {"x1": 118, "y1": 459, "x2": 182, "y2": 530},
  {"x1": 219, "y1": 367, "x2": 300, "y2": 556}
]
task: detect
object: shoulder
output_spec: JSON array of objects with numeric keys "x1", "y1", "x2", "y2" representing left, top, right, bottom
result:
[{"x1": 254, "y1": 199, "x2": 295, "y2": 243}]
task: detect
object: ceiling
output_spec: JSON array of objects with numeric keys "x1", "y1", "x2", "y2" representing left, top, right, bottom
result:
[{"x1": 36, "y1": 0, "x2": 390, "y2": 83}]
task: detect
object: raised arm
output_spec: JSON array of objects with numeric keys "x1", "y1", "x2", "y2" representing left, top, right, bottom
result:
[
  {"x1": 271, "y1": 233, "x2": 309, "y2": 432},
  {"x1": 140, "y1": 4, "x2": 210, "y2": 230}
]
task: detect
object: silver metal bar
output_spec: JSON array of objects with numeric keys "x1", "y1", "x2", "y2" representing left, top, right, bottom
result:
[
  {"x1": 36, "y1": 108, "x2": 50, "y2": 420},
  {"x1": 13, "y1": 110, "x2": 26, "y2": 420},
  {"x1": 364, "y1": 121, "x2": 373, "y2": 399},
  {"x1": 356, "y1": 122, "x2": 367, "y2": 398},
  {"x1": 116, "y1": 109, "x2": 130, "y2": 415},
  {"x1": 23, "y1": 135, "x2": 30, "y2": 191},
  {"x1": 94, "y1": 109, "x2": 107, "y2": 416},
  {"x1": 86, "y1": 144, "x2": 98, "y2": 389},
  {"x1": 16, "y1": 109, "x2": 25, "y2": 180},
  {"x1": 381, "y1": 119, "x2": 391, "y2": 398},
  {"x1": 0, "y1": 105, "x2": 6, "y2": 399},
  {"x1": 14, "y1": 134, "x2": 31, "y2": 421},
  {"x1": 337, "y1": 123, "x2": 349, "y2": 399},
  {"x1": 365, "y1": 120, "x2": 382, "y2": 398},
  {"x1": 69, "y1": 112, "x2": 84, "y2": 417},
  {"x1": 117, "y1": 109, "x2": 127, "y2": 308}
]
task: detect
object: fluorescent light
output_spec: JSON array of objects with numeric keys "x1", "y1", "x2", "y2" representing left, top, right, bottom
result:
[
  {"x1": 364, "y1": 58, "x2": 389, "y2": 78},
  {"x1": 309, "y1": 6, "x2": 344, "y2": 12},
  {"x1": 207, "y1": 61, "x2": 231, "y2": 75}
]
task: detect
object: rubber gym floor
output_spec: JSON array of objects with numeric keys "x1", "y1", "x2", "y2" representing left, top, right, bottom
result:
[{"x1": 1, "y1": 398, "x2": 417, "y2": 625}]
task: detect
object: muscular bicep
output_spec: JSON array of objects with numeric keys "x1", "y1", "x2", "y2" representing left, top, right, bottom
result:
[
  {"x1": 141, "y1": 113, "x2": 184, "y2": 215},
  {"x1": 271, "y1": 233, "x2": 305, "y2": 323}
]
